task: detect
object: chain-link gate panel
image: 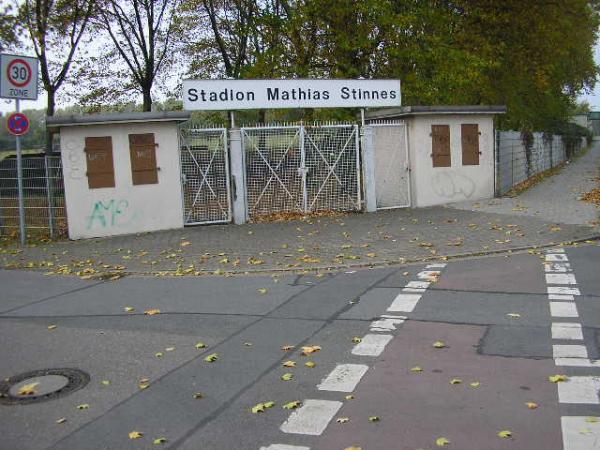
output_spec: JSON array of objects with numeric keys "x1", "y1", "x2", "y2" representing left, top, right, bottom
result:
[
  {"x1": 305, "y1": 124, "x2": 361, "y2": 212},
  {"x1": 243, "y1": 126, "x2": 303, "y2": 219},
  {"x1": 180, "y1": 128, "x2": 231, "y2": 225}
]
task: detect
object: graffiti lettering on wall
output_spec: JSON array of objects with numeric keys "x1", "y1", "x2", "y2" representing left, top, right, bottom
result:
[
  {"x1": 86, "y1": 199, "x2": 142, "y2": 229},
  {"x1": 431, "y1": 172, "x2": 477, "y2": 199}
]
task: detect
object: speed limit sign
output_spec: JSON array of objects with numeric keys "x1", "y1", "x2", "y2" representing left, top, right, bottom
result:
[{"x1": 0, "y1": 54, "x2": 38, "y2": 100}]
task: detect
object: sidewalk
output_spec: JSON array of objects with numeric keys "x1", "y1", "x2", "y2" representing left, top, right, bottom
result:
[{"x1": 1, "y1": 144, "x2": 599, "y2": 276}]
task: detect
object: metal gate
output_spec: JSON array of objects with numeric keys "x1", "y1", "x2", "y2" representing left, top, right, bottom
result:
[
  {"x1": 179, "y1": 127, "x2": 231, "y2": 225},
  {"x1": 370, "y1": 122, "x2": 411, "y2": 208},
  {"x1": 242, "y1": 124, "x2": 361, "y2": 220}
]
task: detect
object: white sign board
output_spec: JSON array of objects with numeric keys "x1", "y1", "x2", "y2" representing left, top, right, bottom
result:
[
  {"x1": 183, "y1": 79, "x2": 401, "y2": 110},
  {"x1": 0, "y1": 53, "x2": 39, "y2": 100}
]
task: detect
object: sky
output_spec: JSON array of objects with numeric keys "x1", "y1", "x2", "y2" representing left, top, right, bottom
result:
[{"x1": 3, "y1": 43, "x2": 600, "y2": 115}]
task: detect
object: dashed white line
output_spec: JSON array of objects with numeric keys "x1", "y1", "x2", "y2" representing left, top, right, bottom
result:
[
  {"x1": 555, "y1": 358, "x2": 600, "y2": 367},
  {"x1": 426, "y1": 263, "x2": 447, "y2": 268},
  {"x1": 405, "y1": 281, "x2": 431, "y2": 289},
  {"x1": 550, "y1": 302, "x2": 579, "y2": 317},
  {"x1": 551, "y1": 323, "x2": 583, "y2": 340},
  {"x1": 561, "y1": 416, "x2": 600, "y2": 450},
  {"x1": 369, "y1": 317, "x2": 405, "y2": 332},
  {"x1": 280, "y1": 399, "x2": 343, "y2": 435},
  {"x1": 417, "y1": 270, "x2": 441, "y2": 281},
  {"x1": 544, "y1": 262, "x2": 572, "y2": 272},
  {"x1": 260, "y1": 445, "x2": 310, "y2": 450},
  {"x1": 548, "y1": 286, "x2": 581, "y2": 296},
  {"x1": 553, "y1": 344, "x2": 589, "y2": 359},
  {"x1": 546, "y1": 254, "x2": 569, "y2": 262},
  {"x1": 317, "y1": 364, "x2": 369, "y2": 392},
  {"x1": 549, "y1": 294, "x2": 575, "y2": 301},
  {"x1": 351, "y1": 334, "x2": 393, "y2": 357},
  {"x1": 387, "y1": 293, "x2": 422, "y2": 312},
  {"x1": 547, "y1": 248, "x2": 566, "y2": 253},
  {"x1": 557, "y1": 376, "x2": 600, "y2": 404},
  {"x1": 546, "y1": 273, "x2": 578, "y2": 285}
]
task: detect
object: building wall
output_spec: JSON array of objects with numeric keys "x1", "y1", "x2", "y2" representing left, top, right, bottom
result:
[
  {"x1": 60, "y1": 122, "x2": 184, "y2": 239},
  {"x1": 407, "y1": 114, "x2": 495, "y2": 207}
]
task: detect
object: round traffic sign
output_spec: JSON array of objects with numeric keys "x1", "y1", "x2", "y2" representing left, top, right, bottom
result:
[
  {"x1": 6, "y1": 59, "x2": 32, "y2": 88},
  {"x1": 6, "y1": 112, "x2": 30, "y2": 136}
]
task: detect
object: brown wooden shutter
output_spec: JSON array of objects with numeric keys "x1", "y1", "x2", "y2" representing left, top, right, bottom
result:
[
  {"x1": 461, "y1": 124, "x2": 480, "y2": 165},
  {"x1": 431, "y1": 125, "x2": 451, "y2": 167},
  {"x1": 129, "y1": 133, "x2": 158, "y2": 185},
  {"x1": 85, "y1": 136, "x2": 115, "y2": 189}
]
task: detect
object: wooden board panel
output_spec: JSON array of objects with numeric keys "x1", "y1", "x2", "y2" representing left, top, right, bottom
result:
[
  {"x1": 461, "y1": 124, "x2": 480, "y2": 165},
  {"x1": 129, "y1": 133, "x2": 158, "y2": 185},
  {"x1": 84, "y1": 136, "x2": 115, "y2": 189},
  {"x1": 431, "y1": 125, "x2": 451, "y2": 167}
]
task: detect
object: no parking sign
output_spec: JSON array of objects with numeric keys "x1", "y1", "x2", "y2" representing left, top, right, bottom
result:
[{"x1": 6, "y1": 112, "x2": 30, "y2": 136}]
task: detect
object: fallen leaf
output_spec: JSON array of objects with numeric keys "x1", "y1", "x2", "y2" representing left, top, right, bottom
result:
[
  {"x1": 497, "y1": 430, "x2": 512, "y2": 438},
  {"x1": 76, "y1": 404, "x2": 89, "y2": 410},
  {"x1": 450, "y1": 378, "x2": 462, "y2": 385},
  {"x1": 243, "y1": 342, "x2": 253, "y2": 346},
  {"x1": 165, "y1": 347, "x2": 175, "y2": 352},
  {"x1": 138, "y1": 378, "x2": 150, "y2": 389},
  {"x1": 281, "y1": 345, "x2": 294, "y2": 351},
  {"x1": 153, "y1": 437, "x2": 167, "y2": 445},
  {"x1": 433, "y1": 341, "x2": 446, "y2": 349},
  {"x1": 506, "y1": 313, "x2": 521, "y2": 319},
  {"x1": 366, "y1": 252, "x2": 377, "y2": 258},
  {"x1": 526, "y1": 402, "x2": 538, "y2": 409},
  {"x1": 194, "y1": 392, "x2": 204, "y2": 399},
  {"x1": 144, "y1": 309, "x2": 161, "y2": 316},
  {"x1": 18, "y1": 382, "x2": 39, "y2": 396},
  {"x1": 410, "y1": 366, "x2": 423, "y2": 373},
  {"x1": 180, "y1": 240, "x2": 191, "y2": 247},
  {"x1": 282, "y1": 360, "x2": 296, "y2": 368},
  {"x1": 282, "y1": 400, "x2": 302, "y2": 410},
  {"x1": 305, "y1": 361, "x2": 316, "y2": 368},
  {"x1": 47, "y1": 324, "x2": 57, "y2": 330},
  {"x1": 251, "y1": 401, "x2": 275, "y2": 413},
  {"x1": 344, "y1": 447, "x2": 362, "y2": 450},
  {"x1": 337, "y1": 417, "x2": 350, "y2": 423},
  {"x1": 301, "y1": 345, "x2": 321, "y2": 355},
  {"x1": 436, "y1": 437, "x2": 451, "y2": 447},
  {"x1": 195, "y1": 342, "x2": 207, "y2": 349},
  {"x1": 257, "y1": 288, "x2": 268, "y2": 294},
  {"x1": 580, "y1": 428, "x2": 593, "y2": 435},
  {"x1": 469, "y1": 381, "x2": 480, "y2": 388},
  {"x1": 352, "y1": 336, "x2": 362, "y2": 344},
  {"x1": 124, "y1": 306, "x2": 135, "y2": 312},
  {"x1": 129, "y1": 431, "x2": 143, "y2": 439},
  {"x1": 101, "y1": 380, "x2": 111, "y2": 386},
  {"x1": 204, "y1": 353, "x2": 219, "y2": 362},
  {"x1": 281, "y1": 373, "x2": 294, "y2": 381},
  {"x1": 56, "y1": 418, "x2": 67, "y2": 424},
  {"x1": 586, "y1": 417, "x2": 599, "y2": 423},
  {"x1": 345, "y1": 395, "x2": 355, "y2": 400},
  {"x1": 549, "y1": 374, "x2": 569, "y2": 383},
  {"x1": 368, "y1": 416, "x2": 380, "y2": 422}
]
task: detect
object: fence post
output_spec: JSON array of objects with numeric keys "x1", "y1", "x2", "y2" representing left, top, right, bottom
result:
[
  {"x1": 299, "y1": 124, "x2": 308, "y2": 213},
  {"x1": 44, "y1": 155, "x2": 56, "y2": 238},
  {"x1": 361, "y1": 125, "x2": 377, "y2": 212},
  {"x1": 229, "y1": 128, "x2": 247, "y2": 225}
]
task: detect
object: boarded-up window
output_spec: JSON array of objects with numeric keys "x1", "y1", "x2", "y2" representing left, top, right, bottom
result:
[
  {"x1": 431, "y1": 125, "x2": 451, "y2": 167},
  {"x1": 85, "y1": 136, "x2": 115, "y2": 189},
  {"x1": 129, "y1": 133, "x2": 158, "y2": 185},
  {"x1": 461, "y1": 124, "x2": 480, "y2": 165}
]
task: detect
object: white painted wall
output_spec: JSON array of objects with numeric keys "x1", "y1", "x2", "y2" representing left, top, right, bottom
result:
[
  {"x1": 406, "y1": 115, "x2": 495, "y2": 207},
  {"x1": 59, "y1": 121, "x2": 184, "y2": 239}
]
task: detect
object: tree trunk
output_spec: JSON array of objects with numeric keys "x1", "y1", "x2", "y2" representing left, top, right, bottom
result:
[
  {"x1": 45, "y1": 88, "x2": 56, "y2": 155},
  {"x1": 142, "y1": 88, "x2": 152, "y2": 112}
]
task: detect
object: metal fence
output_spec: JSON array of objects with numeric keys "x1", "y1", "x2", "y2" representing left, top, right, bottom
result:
[
  {"x1": 242, "y1": 123, "x2": 360, "y2": 220},
  {"x1": 0, "y1": 155, "x2": 66, "y2": 238},
  {"x1": 179, "y1": 127, "x2": 231, "y2": 225},
  {"x1": 496, "y1": 131, "x2": 585, "y2": 195}
]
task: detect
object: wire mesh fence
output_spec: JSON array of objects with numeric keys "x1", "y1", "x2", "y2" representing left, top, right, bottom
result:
[
  {"x1": 179, "y1": 127, "x2": 231, "y2": 225},
  {"x1": 242, "y1": 123, "x2": 360, "y2": 220},
  {"x1": 496, "y1": 131, "x2": 584, "y2": 195},
  {"x1": 0, "y1": 155, "x2": 66, "y2": 238}
]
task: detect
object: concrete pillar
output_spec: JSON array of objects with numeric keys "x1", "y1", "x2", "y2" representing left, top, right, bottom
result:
[
  {"x1": 361, "y1": 125, "x2": 377, "y2": 212},
  {"x1": 229, "y1": 128, "x2": 247, "y2": 224}
]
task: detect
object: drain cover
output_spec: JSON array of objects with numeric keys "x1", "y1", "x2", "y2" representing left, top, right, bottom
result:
[{"x1": 0, "y1": 368, "x2": 89, "y2": 405}]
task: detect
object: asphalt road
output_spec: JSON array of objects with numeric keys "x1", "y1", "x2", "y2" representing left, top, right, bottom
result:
[{"x1": 0, "y1": 243, "x2": 599, "y2": 450}]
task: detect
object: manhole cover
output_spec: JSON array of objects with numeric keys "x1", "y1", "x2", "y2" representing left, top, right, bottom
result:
[{"x1": 0, "y1": 368, "x2": 89, "y2": 405}]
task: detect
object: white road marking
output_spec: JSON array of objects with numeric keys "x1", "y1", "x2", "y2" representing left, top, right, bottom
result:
[
  {"x1": 351, "y1": 334, "x2": 393, "y2": 357},
  {"x1": 546, "y1": 273, "x2": 578, "y2": 285},
  {"x1": 546, "y1": 254, "x2": 569, "y2": 262},
  {"x1": 280, "y1": 399, "x2": 343, "y2": 435},
  {"x1": 550, "y1": 302, "x2": 579, "y2": 317},
  {"x1": 380, "y1": 314, "x2": 408, "y2": 319},
  {"x1": 417, "y1": 270, "x2": 441, "y2": 281},
  {"x1": 552, "y1": 323, "x2": 584, "y2": 340},
  {"x1": 549, "y1": 294, "x2": 575, "y2": 301},
  {"x1": 555, "y1": 358, "x2": 600, "y2": 367},
  {"x1": 426, "y1": 263, "x2": 447, "y2": 268},
  {"x1": 387, "y1": 293, "x2": 422, "y2": 312},
  {"x1": 406, "y1": 281, "x2": 431, "y2": 289},
  {"x1": 548, "y1": 286, "x2": 581, "y2": 296},
  {"x1": 547, "y1": 248, "x2": 565, "y2": 253},
  {"x1": 260, "y1": 445, "x2": 310, "y2": 450},
  {"x1": 402, "y1": 287, "x2": 426, "y2": 293},
  {"x1": 561, "y1": 416, "x2": 600, "y2": 450},
  {"x1": 317, "y1": 364, "x2": 369, "y2": 392},
  {"x1": 553, "y1": 344, "x2": 589, "y2": 359},
  {"x1": 557, "y1": 376, "x2": 600, "y2": 404},
  {"x1": 544, "y1": 262, "x2": 572, "y2": 272},
  {"x1": 370, "y1": 317, "x2": 405, "y2": 331}
]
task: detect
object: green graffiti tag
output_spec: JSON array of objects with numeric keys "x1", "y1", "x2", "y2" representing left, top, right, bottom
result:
[{"x1": 87, "y1": 199, "x2": 132, "y2": 229}]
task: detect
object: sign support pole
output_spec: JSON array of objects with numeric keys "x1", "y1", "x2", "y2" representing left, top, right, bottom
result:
[{"x1": 15, "y1": 98, "x2": 25, "y2": 245}]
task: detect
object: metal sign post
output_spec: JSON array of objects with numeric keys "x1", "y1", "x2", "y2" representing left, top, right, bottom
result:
[{"x1": 1, "y1": 53, "x2": 39, "y2": 244}]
